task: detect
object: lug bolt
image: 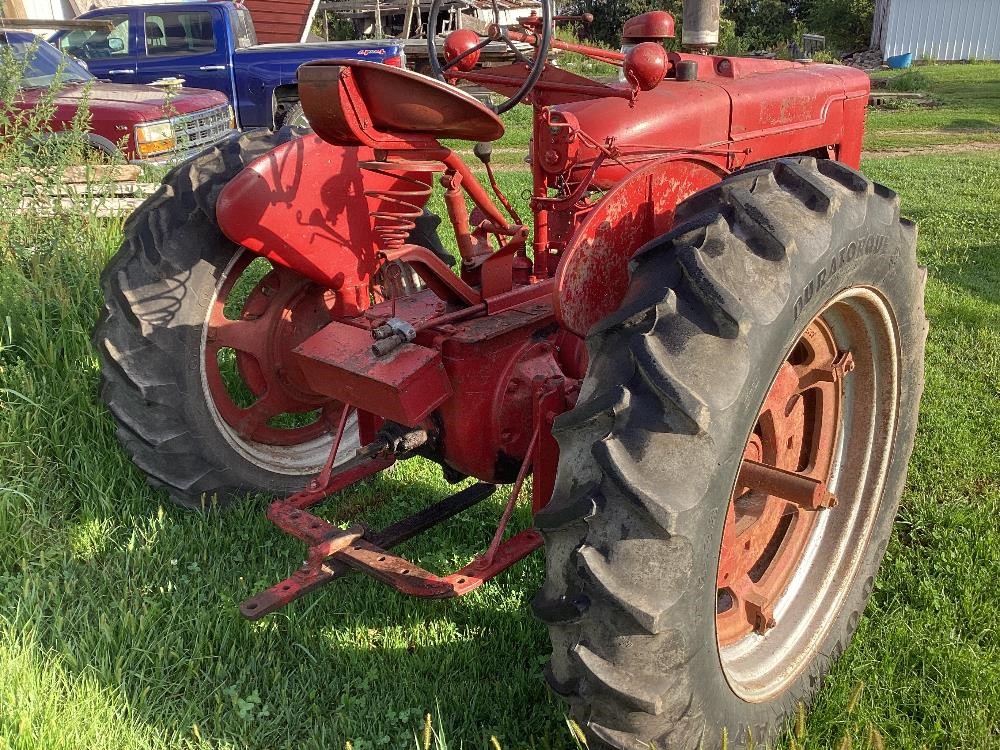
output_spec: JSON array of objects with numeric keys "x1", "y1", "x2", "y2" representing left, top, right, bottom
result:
[
  {"x1": 754, "y1": 610, "x2": 777, "y2": 634},
  {"x1": 746, "y1": 592, "x2": 776, "y2": 635},
  {"x1": 834, "y1": 350, "x2": 855, "y2": 379}
]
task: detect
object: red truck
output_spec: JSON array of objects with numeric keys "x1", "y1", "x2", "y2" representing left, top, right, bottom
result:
[{"x1": 2, "y1": 30, "x2": 235, "y2": 163}]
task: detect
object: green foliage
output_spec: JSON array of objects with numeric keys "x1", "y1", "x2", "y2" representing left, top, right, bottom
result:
[
  {"x1": 1, "y1": 40, "x2": 94, "y2": 167},
  {"x1": 552, "y1": 29, "x2": 619, "y2": 78},
  {"x1": 723, "y1": 0, "x2": 800, "y2": 52},
  {"x1": 716, "y1": 18, "x2": 748, "y2": 56},
  {"x1": 557, "y1": 1, "x2": 874, "y2": 55},
  {"x1": 809, "y1": 49, "x2": 842, "y2": 64},
  {"x1": 801, "y1": 0, "x2": 873, "y2": 52},
  {"x1": 558, "y1": 0, "x2": 686, "y2": 49},
  {"x1": 886, "y1": 70, "x2": 931, "y2": 92},
  {"x1": 866, "y1": 62, "x2": 1000, "y2": 149},
  {"x1": 312, "y1": 11, "x2": 358, "y2": 42}
]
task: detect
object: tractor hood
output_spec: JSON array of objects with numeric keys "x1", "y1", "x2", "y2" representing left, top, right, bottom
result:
[{"x1": 553, "y1": 56, "x2": 871, "y2": 187}]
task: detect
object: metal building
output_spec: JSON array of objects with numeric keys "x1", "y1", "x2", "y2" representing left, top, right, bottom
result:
[{"x1": 872, "y1": 0, "x2": 1000, "y2": 61}]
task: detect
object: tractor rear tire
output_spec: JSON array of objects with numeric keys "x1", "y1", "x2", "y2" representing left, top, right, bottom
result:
[
  {"x1": 534, "y1": 158, "x2": 927, "y2": 749},
  {"x1": 93, "y1": 131, "x2": 358, "y2": 509}
]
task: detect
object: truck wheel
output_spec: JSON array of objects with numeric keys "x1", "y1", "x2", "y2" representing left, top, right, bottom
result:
[
  {"x1": 279, "y1": 102, "x2": 309, "y2": 131},
  {"x1": 534, "y1": 158, "x2": 927, "y2": 749},
  {"x1": 94, "y1": 131, "x2": 361, "y2": 509}
]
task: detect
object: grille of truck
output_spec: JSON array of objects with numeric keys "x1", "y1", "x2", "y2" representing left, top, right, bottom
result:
[{"x1": 171, "y1": 104, "x2": 232, "y2": 153}]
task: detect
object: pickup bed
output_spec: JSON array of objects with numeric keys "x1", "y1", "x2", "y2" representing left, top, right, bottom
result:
[{"x1": 49, "y1": 1, "x2": 404, "y2": 129}]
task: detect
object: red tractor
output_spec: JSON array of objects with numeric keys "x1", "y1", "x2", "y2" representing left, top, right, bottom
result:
[{"x1": 94, "y1": 1, "x2": 927, "y2": 746}]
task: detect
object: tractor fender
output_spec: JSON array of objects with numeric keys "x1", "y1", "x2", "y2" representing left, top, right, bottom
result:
[
  {"x1": 216, "y1": 133, "x2": 431, "y2": 297},
  {"x1": 553, "y1": 156, "x2": 728, "y2": 337}
]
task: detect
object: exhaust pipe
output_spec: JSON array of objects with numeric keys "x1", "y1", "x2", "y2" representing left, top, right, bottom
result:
[{"x1": 682, "y1": 0, "x2": 720, "y2": 52}]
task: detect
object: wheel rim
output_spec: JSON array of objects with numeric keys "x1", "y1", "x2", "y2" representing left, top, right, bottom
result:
[
  {"x1": 717, "y1": 288, "x2": 900, "y2": 702},
  {"x1": 199, "y1": 251, "x2": 359, "y2": 475},
  {"x1": 288, "y1": 107, "x2": 310, "y2": 130}
]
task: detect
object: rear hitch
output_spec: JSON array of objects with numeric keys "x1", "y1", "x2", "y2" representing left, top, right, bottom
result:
[{"x1": 240, "y1": 419, "x2": 543, "y2": 619}]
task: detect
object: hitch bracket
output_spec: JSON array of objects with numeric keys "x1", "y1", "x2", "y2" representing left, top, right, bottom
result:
[{"x1": 240, "y1": 481, "x2": 545, "y2": 619}]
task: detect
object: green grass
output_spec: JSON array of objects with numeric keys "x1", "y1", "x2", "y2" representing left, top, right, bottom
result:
[
  {"x1": 1, "y1": 66, "x2": 999, "y2": 750},
  {"x1": 801, "y1": 153, "x2": 1000, "y2": 748},
  {"x1": 866, "y1": 63, "x2": 1000, "y2": 150}
]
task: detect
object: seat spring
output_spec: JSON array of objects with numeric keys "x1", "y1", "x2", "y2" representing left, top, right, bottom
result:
[{"x1": 362, "y1": 164, "x2": 436, "y2": 251}]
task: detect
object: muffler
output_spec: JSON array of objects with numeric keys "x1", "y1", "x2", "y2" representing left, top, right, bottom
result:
[{"x1": 682, "y1": 0, "x2": 721, "y2": 52}]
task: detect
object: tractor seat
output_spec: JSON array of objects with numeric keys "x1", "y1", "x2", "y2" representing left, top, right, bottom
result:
[{"x1": 298, "y1": 60, "x2": 505, "y2": 146}]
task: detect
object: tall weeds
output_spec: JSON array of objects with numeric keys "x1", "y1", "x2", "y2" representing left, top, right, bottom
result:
[{"x1": 0, "y1": 40, "x2": 127, "y2": 564}]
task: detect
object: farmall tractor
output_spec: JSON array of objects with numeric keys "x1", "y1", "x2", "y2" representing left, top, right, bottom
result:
[{"x1": 94, "y1": 0, "x2": 927, "y2": 746}]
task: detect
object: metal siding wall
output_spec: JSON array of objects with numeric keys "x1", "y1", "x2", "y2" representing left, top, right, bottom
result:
[{"x1": 885, "y1": 0, "x2": 1000, "y2": 60}]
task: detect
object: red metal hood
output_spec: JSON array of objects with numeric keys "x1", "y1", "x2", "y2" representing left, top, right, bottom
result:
[{"x1": 17, "y1": 82, "x2": 228, "y2": 122}]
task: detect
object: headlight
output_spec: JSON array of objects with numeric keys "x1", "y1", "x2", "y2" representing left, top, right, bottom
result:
[
  {"x1": 618, "y1": 44, "x2": 635, "y2": 82},
  {"x1": 134, "y1": 120, "x2": 176, "y2": 158}
]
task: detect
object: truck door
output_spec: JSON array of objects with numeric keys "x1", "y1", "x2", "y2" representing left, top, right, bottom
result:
[
  {"x1": 135, "y1": 6, "x2": 236, "y2": 101},
  {"x1": 54, "y1": 11, "x2": 137, "y2": 83}
]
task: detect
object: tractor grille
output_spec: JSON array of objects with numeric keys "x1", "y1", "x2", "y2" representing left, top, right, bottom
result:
[{"x1": 171, "y1": 104, "x2": 232, "y2": 153}]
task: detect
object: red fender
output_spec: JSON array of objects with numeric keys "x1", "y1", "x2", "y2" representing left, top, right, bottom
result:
[
  {"x1": 216, "y1": 134, "x2": 431, "y2": 315},
  {"x1": 553, "y1": 156, "x2": 728, "y2": 337}
]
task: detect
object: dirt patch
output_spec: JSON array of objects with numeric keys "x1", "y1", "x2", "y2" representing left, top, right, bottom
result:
[
  {"x1": 876, "y1": 128, "x2": 1000, "y2": 135},
  {"x1": 862, "y1": 141, "x2": 1000, "y2": 158}
]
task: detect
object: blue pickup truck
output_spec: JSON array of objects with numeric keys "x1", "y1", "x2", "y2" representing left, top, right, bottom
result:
[{"x1": 49, "y1": 1, "x2": 404, "y2": 129}]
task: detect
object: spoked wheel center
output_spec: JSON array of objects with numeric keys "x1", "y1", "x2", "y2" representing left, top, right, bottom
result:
[
  {"x1": 717, "y1": 318, "x2": 854, "y2": 645},
  {"x1": 202, "y1": 252, "x2": 347, "y2": 451},
  {"x1": 715, "y1": 289, "x2": 898, "y2": 703}
]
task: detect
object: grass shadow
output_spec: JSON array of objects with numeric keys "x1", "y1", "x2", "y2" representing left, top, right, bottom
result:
[
  {"x1": 942, "y1": 117, "x2": 1000, "y2": 132},
  {"x1": 4, "y1": 455, "x2": 565, "y2": 749}
]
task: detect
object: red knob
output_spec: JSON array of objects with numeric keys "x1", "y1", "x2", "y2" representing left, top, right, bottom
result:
[{"x1": 443, "y1": 29, "x2": 482, "y2": 72}]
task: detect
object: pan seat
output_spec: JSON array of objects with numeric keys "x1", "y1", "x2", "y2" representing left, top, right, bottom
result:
[{"x1": 298, "y1": 60, "x2": 506, "y2": 146}]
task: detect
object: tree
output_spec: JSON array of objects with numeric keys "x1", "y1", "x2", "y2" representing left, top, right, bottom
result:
[
  {"x1": 804, "y1": 0, "x2": 874, "y2": 51},
  {"x1": 722, "y1": 0, "x2": 798, "y2": 51},
  {"x1": 558, "y1": 0, "x2": 872, "y2": 53}
]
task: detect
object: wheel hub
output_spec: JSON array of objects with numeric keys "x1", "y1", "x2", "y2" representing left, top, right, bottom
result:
[
  {"x1": 203, "y1": 254, "x2": 345, "y2": 447},
  {"x1": 716, "y1": 319, "x2": 847, "y2": 645}
]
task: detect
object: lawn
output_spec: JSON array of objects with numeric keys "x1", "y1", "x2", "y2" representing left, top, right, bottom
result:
[
  {"x1": 0, "y1": 65, "x2": 998, "y2": 749},
  {"x1": 865, "y1": 63, "x2": 1000, "y2": 150}
]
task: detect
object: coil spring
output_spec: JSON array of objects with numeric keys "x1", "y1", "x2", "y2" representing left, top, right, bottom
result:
[{"x1": 362, "y1": 164, "x2": 434, "y2": 251}]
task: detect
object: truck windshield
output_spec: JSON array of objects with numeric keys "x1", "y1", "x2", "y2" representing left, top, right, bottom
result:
[{"x1": 2, "y1": 36, "x2": 93, "y2": 89}]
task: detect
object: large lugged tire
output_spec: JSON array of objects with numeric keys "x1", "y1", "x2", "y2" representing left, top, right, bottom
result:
[
  {"x1": 534, "y1": 158, "x2": 927, "y2": 749},
  {"x1": 94, "y1": 131, "x2": 359, "y2": 509}
]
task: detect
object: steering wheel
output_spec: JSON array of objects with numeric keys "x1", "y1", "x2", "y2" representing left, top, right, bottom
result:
[{"x1": 426, "y1": 0, "x2": 553, "y2": 114}]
